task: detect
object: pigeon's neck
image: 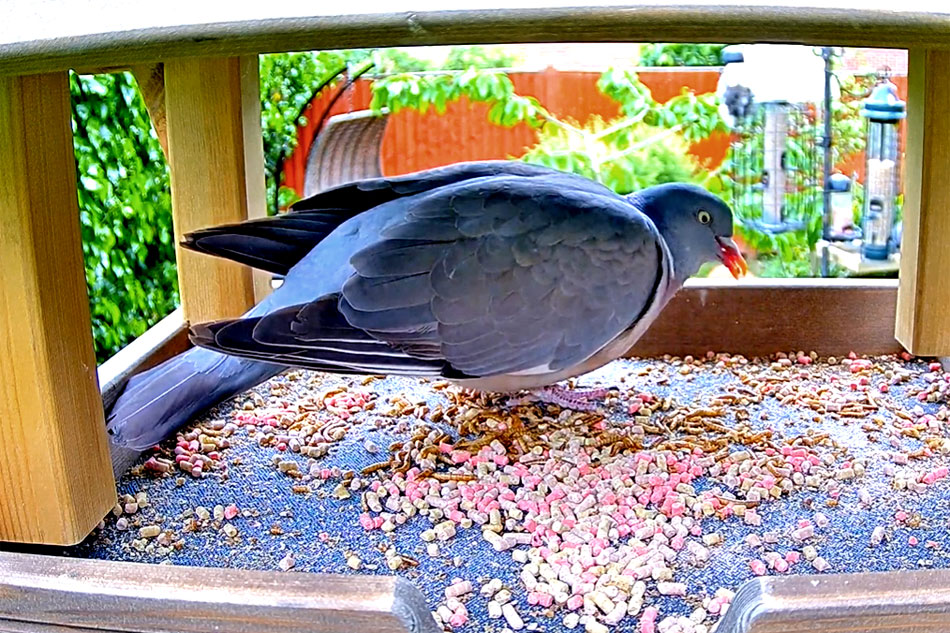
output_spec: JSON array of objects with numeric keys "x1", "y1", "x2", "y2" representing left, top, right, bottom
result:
[
  {"x1": 635, "y1": 207, "x2": 703, "y2": 288},
  {"x1": 628, "y1": 192, "x2": 694, "y2": 285},
  {"x1": 658, "y1": 243, "x2": 685, "y2": 300},
  {"x1": 665, "y1": 243, "x2": 706, "y2": 288}
]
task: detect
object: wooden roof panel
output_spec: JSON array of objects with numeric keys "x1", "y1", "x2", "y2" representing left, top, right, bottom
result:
[{"x1": 1, "y1": 1, "x2": 948, "y2": 75}]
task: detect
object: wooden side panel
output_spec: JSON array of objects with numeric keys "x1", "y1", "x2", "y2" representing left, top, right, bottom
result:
[
  {"x1": 164, "y1": 56, "x2": 263, "y2": 324},
  {"x1": 0, "y1": 72, "x2": 115, "y2": 545},
  {"x1": 3, "y1": 4, "x2": 950, "y2": 76},
  {"x1": 238, "y1": 55, "x2": 273, "y2": 303},
  {"x1": 632, "y1": 280, "x2": 903, "y2": 358},
  {"x1": 896, "y1": 49, "x2": 950, "y2": 356},
  {"x1": 130, "y1": 63, "x2": 167, "y2": 157}
]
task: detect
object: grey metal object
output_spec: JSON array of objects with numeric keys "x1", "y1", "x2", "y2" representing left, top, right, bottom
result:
[
  {"x1": 303, "y1": 110, "x2": 388, "y2": 197},
  {"x1": 860, "y1": 80, "x2": 906, "y2": 261},
  {"x1": 717, "y1": 570, "x2": 950, "y2": 633},
  {"x1": 1, "y1": 2, "x2": 950, "y2": 76},
  {"x1": 0, "y1": 551, "x2": 438, "y2": 633}
]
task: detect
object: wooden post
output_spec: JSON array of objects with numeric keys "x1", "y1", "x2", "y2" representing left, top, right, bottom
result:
[
  {"x1": 164, "y1": 56, "x2": 269, "y2": 325},
  {"x1": 130, "y1": 63, "x2": 168, "y2": 158},
  {"x1": 238, "y1": 58, "x2": 275, "y2": 304},
  {"x1": 896, "y1": 49, "x2": 950, "y2": 356},
  {"x1": 0, "y1": 72, "x2": 115, "y2": 545}
]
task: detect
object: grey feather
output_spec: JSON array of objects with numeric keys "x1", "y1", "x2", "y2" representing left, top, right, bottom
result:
[
  {"x1": 341, "y1": 273, "x2": 431, "y2": 311},
  {"x1": 349, "y1": 240, "x2": 445, "y2": 276}
]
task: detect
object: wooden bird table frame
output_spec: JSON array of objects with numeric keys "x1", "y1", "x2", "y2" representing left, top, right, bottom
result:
[{"x1": 2, "y1": 1, "x2": 950, "y2": 630}]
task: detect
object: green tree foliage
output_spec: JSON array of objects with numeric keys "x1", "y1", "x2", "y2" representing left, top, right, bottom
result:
[
  {"x1": 369, "y1": 48, "x2": 433, "y2": 73},
  {"x1": 522, "y1": 117, "x2": 702, "y2": 195},
  {"x1": 70, "y1": 71, "x2": 178, "y2": 363},
  {"x1": 370, "y1": 68, "x2": 548, "y2": 126},
  {"x1": 369, "y1": 66, "x2": 726, "y2": 147},
  {"x1": 638, "y1": 43, "x2": 725, "y2": 67},
  {"x1": 443, "y1": 46, "x2": 516, "y2": 70},
  {"x1": 259, "y1": 50, "x2": 360, "y2": 214},
  {"x1": 521, "y1": 70, "x2": 725, "y2": 193},
  {"x1": 597, "y1": 68, "x2": 725, "y2": 143},
  {"x1": 369, "y1": 65, "x2": 727, "y2": 200}
]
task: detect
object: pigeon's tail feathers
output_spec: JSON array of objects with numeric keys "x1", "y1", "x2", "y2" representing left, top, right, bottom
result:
[
  {"x1": 105, "y1": 346, "x2": 283, "y2": 451},
  {"x1": 181, "y1": 211, "x2": 358, "y2": 276},
  {"x1": 189, "y1": 297, "x2": 450, "y2": 377}
]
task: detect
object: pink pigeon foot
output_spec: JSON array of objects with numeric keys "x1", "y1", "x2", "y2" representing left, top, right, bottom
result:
[{"x1": 507, "y1": 385, "x2": 612, "y2": 411}]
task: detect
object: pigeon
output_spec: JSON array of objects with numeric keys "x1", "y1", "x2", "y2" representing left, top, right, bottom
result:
[{"x1": 106, "y1": 160, "x2": 746, "y2": 450}]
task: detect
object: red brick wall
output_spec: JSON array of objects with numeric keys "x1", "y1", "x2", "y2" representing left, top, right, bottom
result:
[{"x1": 839, "y1": 49, "x2": 908, "y2": 75}]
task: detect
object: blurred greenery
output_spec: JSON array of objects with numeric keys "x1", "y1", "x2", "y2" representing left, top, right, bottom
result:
[
  {"x1": 638, "y1": 43, "x2": 725, "y2": 67},
  {"x1": 520, "y1": 69, "x2": 726, "y2": 193},
  {"x1": 443, "y1": 46, "x2": 517, "y2": 70},
  {"x1": 521, "y1": 116, "x2": 703, "y2": 194},
  {"x1": 70, "y1": 72, "x2": 178, "y2": 363}
]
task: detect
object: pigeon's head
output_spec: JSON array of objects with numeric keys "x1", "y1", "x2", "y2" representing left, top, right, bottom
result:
[{"x1": 629, "y1": 182, "x2": 747, "y2": 281}]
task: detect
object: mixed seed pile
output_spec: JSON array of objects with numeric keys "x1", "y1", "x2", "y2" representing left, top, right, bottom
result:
[{"x1": 86, "y1": 352, "x2": 950, "y2": 633}]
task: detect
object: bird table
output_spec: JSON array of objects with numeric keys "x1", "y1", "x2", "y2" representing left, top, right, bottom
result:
[{"x1": 3, "y1": 1, "x2": 950, "y2": 631}]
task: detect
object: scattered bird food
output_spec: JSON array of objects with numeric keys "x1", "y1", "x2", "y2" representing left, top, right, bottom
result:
[{"x1": 85, "y1": 351, "x2": 950, "y2": 633}]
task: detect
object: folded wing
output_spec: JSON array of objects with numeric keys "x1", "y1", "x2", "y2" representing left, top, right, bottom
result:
[{"x1": 190, "y1": 172, "x2": 665, "y2": 379}]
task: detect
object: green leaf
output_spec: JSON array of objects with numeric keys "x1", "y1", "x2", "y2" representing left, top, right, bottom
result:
[{"x1": 71, "y1": 70, "x2": 180, "y2": 361}]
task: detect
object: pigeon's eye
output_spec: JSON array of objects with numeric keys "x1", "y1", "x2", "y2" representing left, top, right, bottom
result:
[{"x1": 697, "y1": 210, "x2": 712, "y2": 225}]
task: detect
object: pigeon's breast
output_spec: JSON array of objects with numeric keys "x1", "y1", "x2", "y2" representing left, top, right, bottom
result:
[{"x1": 453, "y1": 237, "x2": 678, "y2": 392}]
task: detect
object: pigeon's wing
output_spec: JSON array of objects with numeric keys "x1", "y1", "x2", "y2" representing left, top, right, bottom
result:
[
  {"x1": 340, "y1": 174, "x2": 666, "y2": 376},
  {"x1": 190, "y1": 297, "x2": 450, "y2": 376},
  {"x1": 183, "y1": 160, "x2": 611, "y2": 276},
  {"x1": 190, "y1": 173, "x2": 665, "y2": 378}
]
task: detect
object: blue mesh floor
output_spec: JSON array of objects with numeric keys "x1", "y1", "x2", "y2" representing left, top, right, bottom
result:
[{"x1": 7, "y1": 354, "x2": 950, "y2": 632}]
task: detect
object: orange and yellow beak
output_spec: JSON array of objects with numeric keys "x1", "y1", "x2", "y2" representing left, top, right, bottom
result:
[{"x1": 716, "y1": 236, "x2": 748, "y2": 279}]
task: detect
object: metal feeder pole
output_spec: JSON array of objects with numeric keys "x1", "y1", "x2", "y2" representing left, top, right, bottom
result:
[{"x1": 820, "y1": 46, "x2": 834, "y2": 277}]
